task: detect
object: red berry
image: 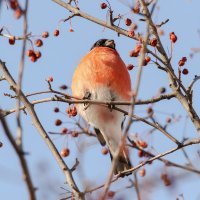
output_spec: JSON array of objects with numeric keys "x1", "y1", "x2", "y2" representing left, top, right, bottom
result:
[
  {"x1": 71, "y1": 131, "x2": 78, "y2": 137},
  {"x1": 126, "y1": 64, "x2": 134, "y2": 70},
  {"x1": 182, "y1": 68, "x2": 189, "y2": 75},
  {"x1": 10, "y1": 0, "x2": 18, "y2": 10},
  {"x1": 125, "y1": 18, "x2": 132, "y2": 26},
  {"x1": 138, "y1": 150, "x2": 144, "y2": 157},
  {"x1": 139, "y1": 168, "x2": 146, "y2": 177},
  {"x1": 54, "y1": 107, "x2": 59, "y2": 113},
  {"x1": 9, "y1": 36, "x2": 15, "y2": 45},
  {"x1": 101, "y1": 147, "x2": 109, "y2": 155},
  {"x1": 134, "y1": 44, "x2": 142, "y2": 53},
  {"x1": 170, "y1": 32, "x2": 177, "y2": 43},
  {"x1": 61, "y1": 148, "x2": 70, "y2": 157},
  {"x1": 147, "y1": 107, "x2": 153, "y2": 115},
  {"x1": 138, "y1": 140, "x2": 148, "y2": 148},
  {"x1": 30, "y1": 54, "x2": 37, "y2": 62},
  {"x1": 34, "y1": 39, "x2": 43, "y2": 47},
  {"x1": 145, "y1": 56, "x2": 151, "y2": 63},
  {"x1": 133, "y1": 6, "x2": 140, "y2": 14},
  {"x1": 61, "y1": 128, "x2": 68, "y2": 134},
  {"x1": 107, "y1": 191, "x2": 115, "y2": 198},
  {"x1": 35, "y1": 51, "x2": 41, "y2": 59},
  {"x1": 166, "y1": 117, "x2": 171, "y2": 123},
  {"x1": 69, "y1": 28, "x2": 74, "y2": 32},
  {"x1": 15, "y1": 8, "x2": 23, "y2": 19},
  {"x1": 26, "y1": 49, "x2": 34, "y2": 57},
  {"x1": 181, "y1": 57, "x2": 187, "y2": 62},
  {"x1": 55, "y1": 119, "x2": 62, "y2": 126},
  {"x1": 128, "y1": 30, "x2": 135, "y2": 38},
  {"x1": 132, "y1": 23, "x2": 138, "y2": 30},
  {"x1": 100, "y1": 2, "x2": 107, "y2": 9},
  {"x1": 54, "y1": 29, "x2": 60, "y2": 36},
  {"x1": 178, "y1": 60, "x2": 185, "y2": 67},
  {"x1": 48, "y1": 76, "x2": 53, "y2": 82},
  {"x1": 150, "y1": 38, "x2": 157, "y2": 47},
  {"x1": 129, "y1": 50, "x2": 139, "y2": 57},
  {"x1": 42, "y1": 31, "x2": 49, "y2": 38}
]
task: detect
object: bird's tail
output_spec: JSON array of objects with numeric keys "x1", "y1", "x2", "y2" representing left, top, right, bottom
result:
[{"x1": 110, "y1": 149, "x2": 132, "y2": 176}]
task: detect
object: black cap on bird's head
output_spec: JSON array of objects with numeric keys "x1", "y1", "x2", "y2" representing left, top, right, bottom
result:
[{"x1": 90, "y1": 39, "x2": 116, "y2": 50}]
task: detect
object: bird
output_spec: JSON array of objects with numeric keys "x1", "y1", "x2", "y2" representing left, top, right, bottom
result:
[{"x1": 71, "y1": 39, "x2": 132, "y2": 175}]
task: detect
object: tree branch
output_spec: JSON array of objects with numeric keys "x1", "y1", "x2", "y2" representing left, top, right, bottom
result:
[{"x1": 0, "y1": 60, "x2": 85, "y2": 200}]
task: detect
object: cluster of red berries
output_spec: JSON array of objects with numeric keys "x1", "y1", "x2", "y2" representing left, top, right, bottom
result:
[
  {"x1": 66, "y1": 106, "x2": 77, "y2": 117},
  {"x1": 178, "y1": 57, "x2": 188, "y2": 75},
  {"x1": 9, "y1": 0, "x2": 23, "y2": 19},
  {"x1": 26, "y1": 49, "x2": 41, "y2": 62}
]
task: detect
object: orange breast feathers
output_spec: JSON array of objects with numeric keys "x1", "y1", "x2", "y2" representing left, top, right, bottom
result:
[{"x1": 71, "y1": 47, "x2": 131, "y2": 101}]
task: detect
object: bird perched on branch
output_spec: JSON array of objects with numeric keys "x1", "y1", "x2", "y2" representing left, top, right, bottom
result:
[{"x1": 71, "y1": 39, "x2": 132, "y2": 175}]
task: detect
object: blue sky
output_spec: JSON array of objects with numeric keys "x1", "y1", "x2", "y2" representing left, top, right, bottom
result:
[{"x1": 1, "y1": 0, "x2": 200, "y2": 199}]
